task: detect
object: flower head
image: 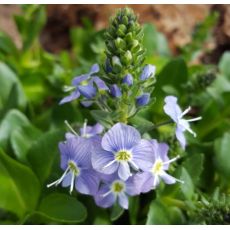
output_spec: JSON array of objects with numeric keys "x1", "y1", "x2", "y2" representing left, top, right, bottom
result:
[
  {"x1": 94, "y1": 173, "x2": 140, "y2": 209},
  {"x1": 92, "y1": 123, "x2": 153, "y2": 181},
  {"x1": 47, "y1": 137, "x2": 99, "y2": 195},
  {"x1": 163, "y1": 96, "x2": 202, "y2": 149},
  {"x1": 60, "y1": 64, "x2": 108, "y2": 104},
  {"x1": 133, "y1": 140, "x2": 183, "y2": 194}
]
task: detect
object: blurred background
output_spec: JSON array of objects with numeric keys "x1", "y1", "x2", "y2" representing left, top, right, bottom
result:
[{"x1": 1, "y1": 4, "x2": 230, "y2": 62}]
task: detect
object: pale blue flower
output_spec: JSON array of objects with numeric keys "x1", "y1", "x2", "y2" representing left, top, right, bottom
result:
[
  {"x1": 123, "y1": 74, "x2": 133, "y2": 86},
  {"x1": 92, "y1": 123, "x2": 153, "y2": 181},
  {"x1": 110, "y1": 84, "x2": 122, "y2": 98},
  {"x1": 163, "y1": 96, "x2": 202, "y2": 149},
  {"x1": 132, "y1": 140, "x2": 183, "y2": 194},
  {"x1": 47, "y1": 137, "x2": 99, "y2": 195},
  {"x1": 94, "y1": 173, "x2": 140, "y2": 209}
]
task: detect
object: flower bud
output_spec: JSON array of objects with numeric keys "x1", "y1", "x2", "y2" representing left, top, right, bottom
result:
[
  {"x1": 122, "y1": 74, "x2": 133, "y2": 86},
  {"x1": 136, "y1": 93, "x2": 150, "y2": 106},
  {"x1": 110, "y1": 84, "x2": 122, "y2": 98},
  {"x1": 140, "y1": 65, "x2": 156, "y2": 81}
]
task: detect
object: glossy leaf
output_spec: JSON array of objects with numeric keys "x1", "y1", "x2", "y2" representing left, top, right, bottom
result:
[
  {"x1": 0, "y1": 149, "x2": 40, "y2": 218},
  {"x1": 38, "y1": 193, "x2": 87, "y2": 223}
]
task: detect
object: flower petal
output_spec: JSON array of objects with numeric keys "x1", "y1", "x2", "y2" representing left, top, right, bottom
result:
[
  {"x1": 131, "y1": 139, "x2": 154, "y2": 171},
  {"x1": 122, "y1": 74, "x2": 133, "y2": 86},
  {"x1": 118, "y1": 192, "x2": 129, "y2": 209},
  {"x1": 95, "y1": 185, "x2": 116, "y2": 208},
  {"x1": 118, "y1": 162, "x2": 131, "y2": 181},
  {"x1": 130, "y1": 172, "x2": 154, "y2": 194},
  {"x1": 78, "y1": 84, "x2": 96, "y2": 99},
  {"x1": 92, "y1": 76, "x2": 109, "y2": 91},
  {"x1": 101, "y1": 123, "x2": 141, "y2": 152},
  {"x1": 62, "y1": 171, "x2": 72, "y2": 187},
  {"x1": 175, "y1": 126, "x2": 186, "y2": 149},
  {"x1": 75, "y1": 169, "x2": 100, "y2": 195},
  {"x1": 72, "y1": 74, "x2": 89, "y2": 86},
  {"x1": 163, "y1": 96, "x2": 182, "y2": 122},
  {"x1": 92, "y1": 147, "x2": 119, "y2": 174},
  {"x1": 110, "y1": 84, "x2": 122, "y2": 98},
  {"x1": 80, "y1": 100, "x2": 93, "y2": 107},
  {"x1": 59, "y1": 90, "x2": 80, "y2": 105},
  {"x1": 90, "y1": 63, "x2": 100, "y2": 74},
  {"x1": 160, "y1": 171, "x2": 177, "y2": 184}
]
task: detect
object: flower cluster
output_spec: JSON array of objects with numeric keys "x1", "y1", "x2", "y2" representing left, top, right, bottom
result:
[{"x1": 48, "y1": 7, "x2": 202, "y2": 210}]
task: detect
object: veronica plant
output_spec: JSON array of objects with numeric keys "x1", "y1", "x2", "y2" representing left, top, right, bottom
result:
[{"x1": 48, "y1": 7, "x2": 202, "y2": 211}]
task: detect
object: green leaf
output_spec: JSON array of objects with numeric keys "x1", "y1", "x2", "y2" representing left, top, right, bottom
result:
[
  {"x1": 214, "y1": 132, "x2": 230, "y2": 178},
  {"x1": 0, "y1": 149, "x2": 40, "y2": 218},
  {"x1": 0, "y1": 31, "x2": 18, "y2": 56},
  {"x1": 38, "y1": 193, "x2": 87, "y2": 223},
  {"x1": 129, "y1": 196, "x2": 139, "y2": 225},
  {"x1": 177, "y1": 167, "x2": 194, "y2": 200},
  {"x1": 11, "y1": 125, "x2": 42, "y2": 163},
  {"x1": 110, "y1": 203, "x2": 124, "y2": 222},
  {"x1": 27, "y1": 129, "x2": 65, "y2": 184},
  {"x1": 156, "y1": 58, "x2": 188, "y2": 95},
  {"x1": 90, "y1": 110, "x2": 113, "y2": 128},
  {"x1": 146, "y1": 199, "x2": 170, "y2": 224},
  {"x1": 143, "y1": 23, "x2": 170, "y2": 57},
  {"x1": 0, "y1": 62, "x2": 27, "y2": 110},
  {"x1": 219, "y1": 51, "x2": 230, "y2": 79},
  {"x1": 129, "y1": 115, "x2": 154, "y2": 134},
  {"x1": 0, "y1": 109, "x2": 30, "y2": 150},
  {"x1": 183, "y1": 153, "x2": 204, "y2": 185}
]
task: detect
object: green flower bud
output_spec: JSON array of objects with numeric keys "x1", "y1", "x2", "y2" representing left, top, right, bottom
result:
[{"x1": 121, "y1": 50, "x2": 132, "y2": 65}]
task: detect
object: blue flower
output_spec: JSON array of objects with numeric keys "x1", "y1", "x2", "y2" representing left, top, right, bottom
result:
[
  {"x1": 60, "y1": 64, "x2": 108, "y2": 105},
  {"x1": 47, "y1": 137, "x2": 99, "y2": 195},
  {"x1": 92, "y1": 123, "x2": 153, "y2": 181},
  {"x1": 136, "y1": 93, "x2": 150, "y2": 106},
  {"x1": 132, "y1": 140, "x2": 183, "y2": 194},
  {"x1": 163, "y1": 96, "x2": 202, "y2": 149},
  {"x1": 122, "y1": 74, "x2": 133, "y2": 86},
  {"x1": 110, "y1": 84, "x2": 122, "y2": 98},
  {"x1": 94, "y1": 173, "x2": 140, "y2": 209},
  {"x1": 140, "y1": 64, "x2": 156, "y2": 81},
  {"x1": 65, "y1": 121, "x2": 104, "y2": 140}
]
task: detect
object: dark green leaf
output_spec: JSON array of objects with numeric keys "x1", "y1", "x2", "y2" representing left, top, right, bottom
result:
[
  {"x1": 38, "y1": 193, "x2": 87, "y2": 223},
  {"x1": 27, "y1": 129, "x2": 65, "y2": 184},
  {"x1": 110, "y1": 203, "x2": 124, "y2": 222},
  {"x1": 183, "y1": 153, "x2": 204, "y2": 185},
  {"x1": 0, "y1": 149, "x2": 40, "y2": 218},
  {"x1": 219, "y1": 51, "x2": 230, "y2": 79}
]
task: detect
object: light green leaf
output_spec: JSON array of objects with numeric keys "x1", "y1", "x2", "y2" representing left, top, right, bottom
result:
[
  {"x1": 11, "y1": 125, "x2": 42, "y2": 163},
  {"x1": 0, "y1": 62, "x2": 26, "y2": 109},
  {"x1": 219, "y1": 51, "x2": 230, "y2": 79},
  {"x1": 146, "y1": 199, "x2": 170, "y2": 224},
  {"x1": 27, "y1": 129, "x2": 65, "y2": 184},
  {"x1": 0, "y1": 149, "x2": 40, "y2": 218},
  {"x1": 214, "y1": 132, "x2": 230, "y2": 178},
  {"x1": 0, "y1": 109, "x2": 30, "y2": 149},
  {"x1": 38, "y1": 193, "x2": 87, "y2": 223},
  {"x1": 110, "y1": 203, "x2": 124, "y2": 222}
]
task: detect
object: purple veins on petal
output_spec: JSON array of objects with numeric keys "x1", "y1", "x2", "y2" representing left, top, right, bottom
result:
[
  {"x1": 93, "y1": 123, "x2": 153, "y2": 181},
  {"x1": 94, "y1": 174, "x2": 139, "y2": 209},
  {"x1": 47, "y1": 136, "x2": 97, "y2": 195}
]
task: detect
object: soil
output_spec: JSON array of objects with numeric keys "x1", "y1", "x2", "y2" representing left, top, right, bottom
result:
[{"x1": 0, "y1": 4, "x2": 230, "y2": 63}]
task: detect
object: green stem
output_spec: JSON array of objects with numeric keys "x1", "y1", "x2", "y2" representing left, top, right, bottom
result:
[{"x1": 152, "y1": 120, "x2": 174, "y2": 129}]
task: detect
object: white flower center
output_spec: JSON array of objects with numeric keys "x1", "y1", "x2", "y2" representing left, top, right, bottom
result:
[
  {"x1": 111, "y1": 180, "x2": 125, "y2": 194},
  {"x1": 115, "y1": 150, "x2": 132, "y2": 162},
  {"x1": 151, "y1": 159, "x2": 163, "y2": 175}
]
